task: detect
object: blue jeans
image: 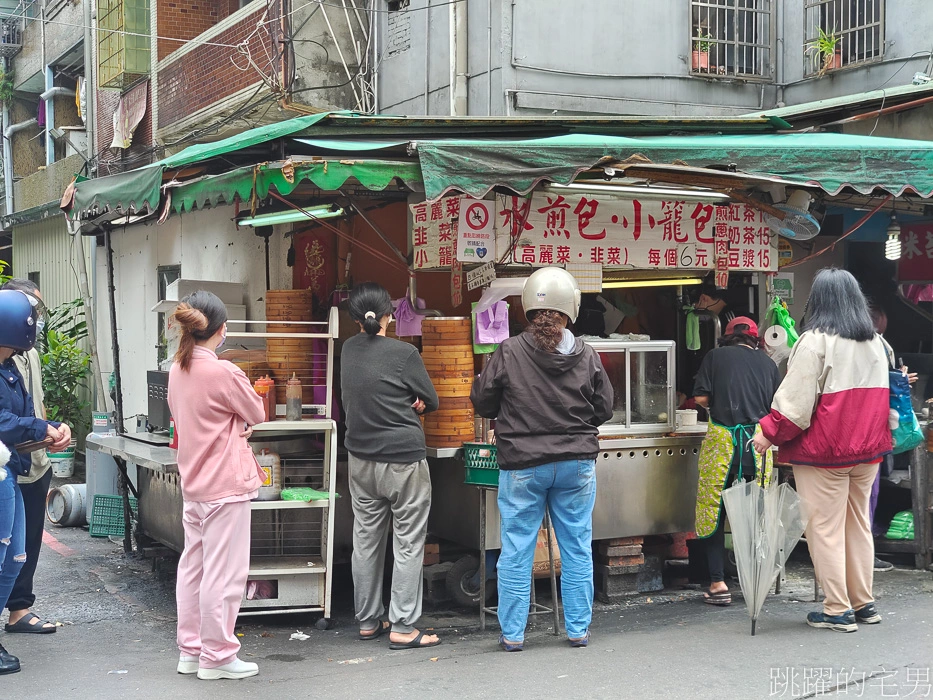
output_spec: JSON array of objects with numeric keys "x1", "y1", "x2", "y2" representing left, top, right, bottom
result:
[
  {"x1": 497, "y1": 459, "x2": 597, "y2": 641},
  {"x1": 0, "y1": 466, "x2": 27, "y2": 613}
]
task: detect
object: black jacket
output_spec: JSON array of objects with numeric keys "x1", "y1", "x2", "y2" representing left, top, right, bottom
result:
[{"x1": 470, "y1": 332, "x2": 613, "y2": 470}]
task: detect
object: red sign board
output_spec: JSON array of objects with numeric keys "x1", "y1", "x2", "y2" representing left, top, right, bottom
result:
[{"x1": 897, "y1": 223, "x2": 933, "y2": 282}]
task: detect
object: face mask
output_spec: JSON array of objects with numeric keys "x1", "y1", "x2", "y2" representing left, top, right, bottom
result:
[
  {"x1": 36, "y1": 319, "x2": 45, "y2": 336},
  {"x1": 216, "y1": 328, "x2": 227, "y2": 351}
]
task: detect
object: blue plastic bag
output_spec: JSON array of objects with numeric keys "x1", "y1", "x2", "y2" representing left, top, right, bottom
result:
[{"x1": 890, "y1": 370, "x2": 924, "y2": 454}]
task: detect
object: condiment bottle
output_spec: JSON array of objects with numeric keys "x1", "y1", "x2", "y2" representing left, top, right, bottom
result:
[
  {"x1": 286, "y1": 373, "x2": 303, "y2": 421},
  {"x1": 253, "y1": 375, "x2": 275, "y2": 422}
]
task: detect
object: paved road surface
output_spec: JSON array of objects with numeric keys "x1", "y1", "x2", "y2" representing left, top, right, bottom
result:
[{"x1": 2, "y1": 516, "x2": 930, "y2": 699}]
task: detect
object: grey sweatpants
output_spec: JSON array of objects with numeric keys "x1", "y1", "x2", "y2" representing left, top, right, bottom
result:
[{"x1": 348, "y1": 454, "x2": 431, "y2": 634}]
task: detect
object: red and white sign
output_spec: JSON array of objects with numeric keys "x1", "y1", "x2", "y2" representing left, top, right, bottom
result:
[
  {"x1": 494, "y1": 193, "x2": 777, "y2": 272},
  {"x1": 897, "y1": 223, "x2": 933, "y2": 282},
  {"x1": 457, "y1": 198, "x2": 495, "y2": 263},
  {"x1": 410, "y1": 196, "x2": 461, "y2": 270}
]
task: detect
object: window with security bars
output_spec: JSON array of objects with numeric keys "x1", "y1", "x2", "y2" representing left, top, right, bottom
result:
[
  {"x1": 97, "y1": 0, "x2": 150, "y2": 90},
  {"x1": 805, "y1": 0, "x2": 883, "y2": 76},
  {"x1": 690, "y1": 0, "x2": 774, "y2": 80}
]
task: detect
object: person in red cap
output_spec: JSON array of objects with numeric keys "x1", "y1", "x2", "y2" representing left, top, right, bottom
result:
[{"x1": 692, "y1": 315, "x2": 781, "y2": 606}]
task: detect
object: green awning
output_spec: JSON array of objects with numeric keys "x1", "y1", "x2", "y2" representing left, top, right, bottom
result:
[
  {"x1": 67, "y1": 164, "x2": 163, "y2": 218},
  {"x1": 69, "y1": 112, "x2": 339, "y2": 217},
  {"x1": 169, "y1": 159, "x2": 423, "y2": 213},
  {"x1": 416, "y1": 132, "x2": 933, "y2": 200},
  {"x1": 157, "y1": 112, "x2": 335, "y2": 171}
]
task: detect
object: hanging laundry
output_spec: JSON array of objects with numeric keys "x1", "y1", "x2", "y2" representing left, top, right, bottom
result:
[
  {"x1": 684, "y1": 306, "x2": 701, "y2": 351},
  {"x1": 110, "y1": 80, "x2": 148, "y2": 149}
]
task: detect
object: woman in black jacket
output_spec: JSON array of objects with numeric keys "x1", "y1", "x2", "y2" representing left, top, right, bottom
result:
[{"x1": 471, "y1": 267, "x2": 613, "y2": 652}]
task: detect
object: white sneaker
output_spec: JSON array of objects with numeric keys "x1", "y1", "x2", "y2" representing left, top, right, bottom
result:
[
  {"x1": 177, "y1": 655, "x2": 199, "y2": 675},
  {"x1": 197, "y1": 657, "x2": 259, "y2": 680}
]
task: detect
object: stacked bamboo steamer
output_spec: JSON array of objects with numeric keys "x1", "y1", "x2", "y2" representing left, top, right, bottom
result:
[
  {"x1": 265, "y1": 289, "x2": 318, "y2": 406},
  {"x1": 420, "y1": 317, "x2": 475, "y2": 448}
]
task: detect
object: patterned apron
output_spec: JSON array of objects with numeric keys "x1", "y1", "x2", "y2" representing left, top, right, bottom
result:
[{"x1": 695, "y1": 421, "x2": 774, "y2": 539}]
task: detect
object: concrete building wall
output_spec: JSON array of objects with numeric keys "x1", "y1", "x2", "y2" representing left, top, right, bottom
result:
[
  {"x1": 8, "y1": 97, "x2": 44, "y2": 179},
  {"x1": 96, "y1": 205, "x2": 290, "y2": 423},
  {"x1": 14, "y1": 153, "x2": 85, "y2": 211},
  {"x1": 11, "y1": 215, "x2": 90, "y2": 310},
  {"x1": 376, "y1": 0, "x2": 933, "y2": 117}
]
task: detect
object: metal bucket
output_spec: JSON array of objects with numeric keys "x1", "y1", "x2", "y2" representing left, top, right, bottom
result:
[{"x1": 46, "y1": 483, "x2": 87, "y2": 527}]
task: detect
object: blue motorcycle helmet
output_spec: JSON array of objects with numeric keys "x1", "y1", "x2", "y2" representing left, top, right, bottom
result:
[{"x1": 0, "y1": 289, "x2": 41, "y2": 352}]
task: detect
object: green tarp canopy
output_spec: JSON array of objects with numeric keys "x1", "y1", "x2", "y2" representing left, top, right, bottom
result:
[
  {"x1": 69, "y1": 112, "x2": 338, "y2": 218},
  {"x1": 169, "y1": 159, "x2": 422, "y2": 214},
  {"x1": 68, "y1": 115, "x2": 933, "y2": 220},
  {"x1": 415, "y1": 132, "x2": 933, "y2": 200}
]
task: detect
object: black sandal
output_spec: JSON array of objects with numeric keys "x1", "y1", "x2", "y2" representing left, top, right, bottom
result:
[
  {"x1": 4, "y1": 612, "x2": 57, "y2": 634},
  {"x1": 389, "y1": 630, "x2": 441, "y2": 650},
  {"x1": 358, "y1": 620, "x2": 390, "y2": 641}
]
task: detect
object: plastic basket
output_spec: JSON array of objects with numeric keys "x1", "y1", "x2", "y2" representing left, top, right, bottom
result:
[
  {"x1": 463, "y1": 443, "x2": 499, "y2": 487},
  {"x1": 89, "y1": 494, "x2": 138, "y2": 538}
]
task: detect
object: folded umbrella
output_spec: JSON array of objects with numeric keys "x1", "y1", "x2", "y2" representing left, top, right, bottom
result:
[{"x1": 722, "y1": 457, "x2": 808, "y2": 636}]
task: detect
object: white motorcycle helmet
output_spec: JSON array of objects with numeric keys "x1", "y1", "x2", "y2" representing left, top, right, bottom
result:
[{"x1": 521, "y1": 267, "x2": 581, "y2": 323}]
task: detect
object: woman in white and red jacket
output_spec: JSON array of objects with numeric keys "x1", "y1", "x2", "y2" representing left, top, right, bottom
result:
[{"x1": 753, "y1": 268, "x2": 891, "y2": 633}]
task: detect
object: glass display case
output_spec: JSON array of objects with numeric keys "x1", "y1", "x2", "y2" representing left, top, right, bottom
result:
[{"x1": 583, "y1": 340, "x2": 676, "y2": 436}]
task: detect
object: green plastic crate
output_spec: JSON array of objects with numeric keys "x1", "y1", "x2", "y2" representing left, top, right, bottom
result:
[
  {"x1": 90, "y1": 494, "x2": 138, "y2": 538},
  {"x1": 463, "y1": 443, "x2": 499, "y2": 487}
]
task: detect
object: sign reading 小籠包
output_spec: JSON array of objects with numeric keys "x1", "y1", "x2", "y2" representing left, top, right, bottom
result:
[
  {"x1": 495, "y1": 193, "x2": 777, "y2": 272},
  {"x1": 410, "y1": 193, "x2": 778, "y2": 272}
]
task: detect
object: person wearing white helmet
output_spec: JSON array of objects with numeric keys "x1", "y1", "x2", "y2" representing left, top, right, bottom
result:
[
  {"x1": 0, "y1": 289, "x2": 72, "y2": 674},
  {"x1": 471, "y1": 266, "x2": 613, "y2": 651}
]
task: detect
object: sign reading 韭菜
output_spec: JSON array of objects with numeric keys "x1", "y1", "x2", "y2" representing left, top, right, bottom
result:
[{"x1": 494, "y1": 193, "x2": 777, "y2": 272}]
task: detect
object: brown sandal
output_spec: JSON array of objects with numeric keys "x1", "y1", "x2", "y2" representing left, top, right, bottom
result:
[{"x1": 703, "y1": 589, "x2": 732, "y2": 606}]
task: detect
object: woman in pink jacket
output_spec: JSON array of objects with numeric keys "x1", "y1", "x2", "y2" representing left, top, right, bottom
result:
[
  {"x1": 753, "y1": 269, "x2": 891, "y2": 633},
  {"x1": 167, "y1": 291, "x2": 266, "y2": 680}
]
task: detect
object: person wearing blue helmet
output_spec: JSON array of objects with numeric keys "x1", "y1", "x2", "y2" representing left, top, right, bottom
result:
[{"x1": 0, "y1": 289, "x2": 72, "y2": 674}]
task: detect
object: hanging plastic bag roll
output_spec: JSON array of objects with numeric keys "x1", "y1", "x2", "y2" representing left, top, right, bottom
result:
[{"x1": 764, "y1": 325, "x2": 791, "y2": 365}]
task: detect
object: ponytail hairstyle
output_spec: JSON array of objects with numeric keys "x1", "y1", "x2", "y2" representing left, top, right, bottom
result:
[
  {"x1": 528, "y1": 309, "x2": 565, "y2": 353},
  {"x1": 348, "y1": 282, "x2": 393, "y2": 336},
  {"x1": 171, "y1": 290, "x2": 227, "y2": 371}
]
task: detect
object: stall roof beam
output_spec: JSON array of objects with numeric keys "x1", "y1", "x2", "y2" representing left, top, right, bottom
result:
[{"x1": 743, "y1": 83, "x2": 933, "y2": 128}]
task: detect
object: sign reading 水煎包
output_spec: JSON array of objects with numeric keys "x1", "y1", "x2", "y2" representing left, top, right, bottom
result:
[{"x1": 494, "y1": 193, "x2": 777, "y2": 272}]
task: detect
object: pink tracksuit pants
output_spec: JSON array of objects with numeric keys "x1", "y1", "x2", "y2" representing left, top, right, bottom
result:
[{"x1": 176, "y1": 499, "x2": 251, "y2": 668}]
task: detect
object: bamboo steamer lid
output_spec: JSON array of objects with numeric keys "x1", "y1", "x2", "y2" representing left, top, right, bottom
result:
[{"x1": 422, "y1": 316, "x2": 471, "y2": 332}]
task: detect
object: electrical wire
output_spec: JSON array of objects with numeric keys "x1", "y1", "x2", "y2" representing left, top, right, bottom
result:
[
  {"x1": 262, "y1": 0, "x2": 464, "y2": 26},
  {"x1": 783, "y1": 194, "x2": 893, "y2": 269}
]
